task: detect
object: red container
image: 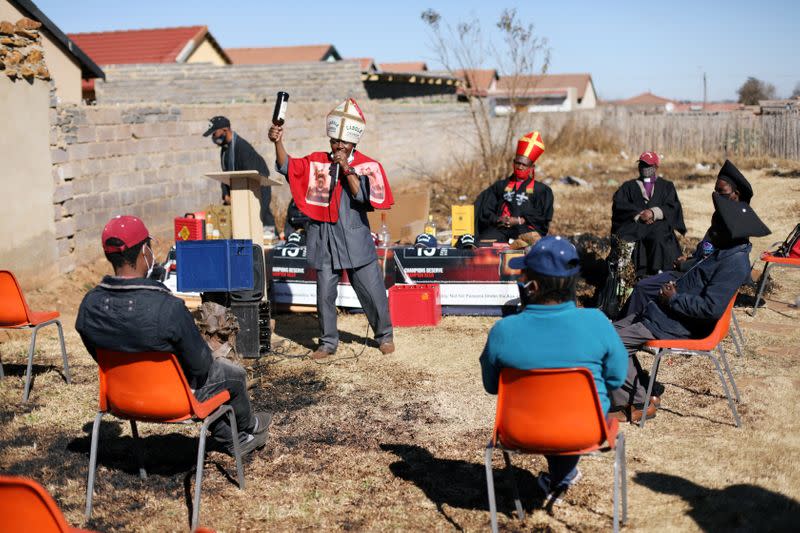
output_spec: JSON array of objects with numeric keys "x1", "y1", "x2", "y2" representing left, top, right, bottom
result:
[
  {"x1": 174, "y1": 214, "x2": 205, "y2": 242},
  {"x1": 388, "y1": 283, "x2": 441, "y2": 327}
]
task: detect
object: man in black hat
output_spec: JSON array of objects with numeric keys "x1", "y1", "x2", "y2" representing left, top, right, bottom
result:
[
  {"x1": 204, "y1": 116, "x2": 275, "y2": 230},
  {"x1": 609, "y1": 161, "x2": 769, "y2": 422}
]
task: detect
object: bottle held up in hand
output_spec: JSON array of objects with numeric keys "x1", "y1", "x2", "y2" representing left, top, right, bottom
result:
[{"x1": 272, "y1": 91, "x2": 289, "y2": 126}]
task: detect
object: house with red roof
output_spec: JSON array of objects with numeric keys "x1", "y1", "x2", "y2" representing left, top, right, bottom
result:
[
  {"x1": 69, "y1": 25, "x2": 230, "y2": 100},
  {"x1": 610, "y1": 92, "x2": 677, "y2": 113},
  {"x1": 69, "y1": 25, "x2": 230, "y2": 66},
  {"x1": 226, "y1": 44, "x2": 341, "y2": 65},
  {"x1": 491, "y1": 73, "x2": 597, "y2": 113}
]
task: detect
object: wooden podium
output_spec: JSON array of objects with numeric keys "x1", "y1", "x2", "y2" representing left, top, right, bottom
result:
[{"x1": 205, "y1": 171, "x2": 283, "y2": 241}]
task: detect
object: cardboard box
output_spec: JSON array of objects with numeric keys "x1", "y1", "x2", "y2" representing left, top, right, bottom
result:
[
  {"x1": 367, "y1": 189, "x2": 430, "y2": 245},
  {"x1": 204, "y1": 204, "x2": 232, "y2": 240}
]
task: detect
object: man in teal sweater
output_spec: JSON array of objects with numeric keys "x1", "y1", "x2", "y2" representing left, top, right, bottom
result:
[{"x1": 480, "y1": 236, "x2": 628, "y2": 500}]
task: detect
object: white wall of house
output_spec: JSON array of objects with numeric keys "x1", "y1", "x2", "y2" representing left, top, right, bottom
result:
[{"x1": 577, "y1": 81, "x2": 597, "y2": 109}]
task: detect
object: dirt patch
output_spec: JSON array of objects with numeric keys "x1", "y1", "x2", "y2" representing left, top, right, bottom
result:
[{"x1": 2, "y1": 162, "x2": 800, "y2": 531}]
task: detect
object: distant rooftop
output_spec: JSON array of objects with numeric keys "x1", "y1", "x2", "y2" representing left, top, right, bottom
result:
[{"x1": 226, "y1": 44, "x2": 340, "y2": 65}]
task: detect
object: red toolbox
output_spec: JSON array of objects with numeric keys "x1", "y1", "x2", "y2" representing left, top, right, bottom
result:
[
  {"x1": 174, "y1": 213, "x2": 205, "y2": 242},
  {"x1": 388, "y1": 283, "x2": 441, "y2": 327}
]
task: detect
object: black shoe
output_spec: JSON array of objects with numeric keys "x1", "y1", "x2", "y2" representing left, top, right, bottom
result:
[{"x1": 228, "y1": 411, "x2": 272, "y2": 456}]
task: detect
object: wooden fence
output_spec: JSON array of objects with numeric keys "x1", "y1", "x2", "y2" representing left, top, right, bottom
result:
[{"x1": 597, "y1": 109, "x2": 800, "y2": 161}]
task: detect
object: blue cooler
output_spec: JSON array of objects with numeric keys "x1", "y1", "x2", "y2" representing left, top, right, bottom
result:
[{"x1": 176, "y1": 240, "x2": 253, "y2": 292}]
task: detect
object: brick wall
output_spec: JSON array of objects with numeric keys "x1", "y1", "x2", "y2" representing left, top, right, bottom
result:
[
  {"x1": 48, "y1": 99, "x2": 598, "y2": 273},
  {"x1": 95, "y1": 61, "x2": 368, "y2": 105}
]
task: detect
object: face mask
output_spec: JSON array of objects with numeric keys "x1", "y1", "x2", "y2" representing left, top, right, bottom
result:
[
  {"x1": 144, "y1": 244, "x2": 155, "y2": 279},
  {"x1": 213, "y1": 134, "x2": 226, "y2": 146},
  {"x1": 640, "y1": 166, "x2": 657, "y2": 179},
  {"x1": 513, "y1": 168, "x2": 531, "y2": 180}
]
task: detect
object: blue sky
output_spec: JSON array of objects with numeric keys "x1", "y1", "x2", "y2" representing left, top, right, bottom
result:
[{"x1": 37, "y1": 0, "x2": 799, "y2": 101}]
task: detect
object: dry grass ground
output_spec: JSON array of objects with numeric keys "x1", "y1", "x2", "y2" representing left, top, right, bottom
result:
[{"x1": 2, "y1": 156, "x2": 799, "y2": 532}]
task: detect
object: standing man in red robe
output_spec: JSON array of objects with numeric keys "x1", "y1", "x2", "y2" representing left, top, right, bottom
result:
[{"x1": 268, "y1": 99, "x2": 395, "y2": 360}]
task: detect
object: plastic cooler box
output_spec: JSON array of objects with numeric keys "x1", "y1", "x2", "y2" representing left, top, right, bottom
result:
[
  {"x1": 176, "y1": 240, "x2": 253, "y2": 292},
  {"x1": 388, "y1": 284, "x2": 441, "y2": 327}
]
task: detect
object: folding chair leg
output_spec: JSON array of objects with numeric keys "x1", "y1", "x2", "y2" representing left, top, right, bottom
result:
[
  {"x1": 718, "y1": 345, "x2": 741, "y2": 402},
  {"x1": 55, "y1": 320, "x2": 71, "y2": 384},
  {"x1": 729, "y1": 325, "x2": 744, "y2": 358},
  {"x1": 130, "y1": 420, "x2": 147, "y2": 480},
  {"x1": 85, "y1": 411, "x2": 105, "y2": 520},
  {"x1": 484, "y1": 446, "x2": 499, "y2": 533},
  {"x1": 0, "y1": 356, "x2": 4, "y2": 378},
  {"x1": 751, "y1": 262, "x2": 772, "y2": 317},
  {"x1": 227, "y1": 408, "x2": 245, "y2": 489},
  {"x1": 192, "y1": 420, "x2": 210, "y2": 532},
  {"x1": 640, "y1": 349, "x2": 664, "y2": 428},
  {"x1": 731, "y1": 311, "x2": 745, "y2": 349},
  {"x1": 502, "y1": 450, "x2": 525, "y2": 521},
  {"x1": 22, "y1": 324, "x2": 41, "y2": 403},
  {"x1": 706, "y1": 351, "x2": 742, "y2": 427},
  {"x1": 613, "y1": 432, "x2": 627, "y2": 532}
]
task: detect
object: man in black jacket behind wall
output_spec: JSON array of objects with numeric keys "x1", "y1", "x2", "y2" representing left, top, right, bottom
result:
[{"x1": 204, "y1": 115, "x2": 275, "y2": 230}]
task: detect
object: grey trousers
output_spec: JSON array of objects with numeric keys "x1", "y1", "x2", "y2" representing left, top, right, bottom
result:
[
  {"x1": 194, "y1": 358, "x2": 255, "y2": 446},
  {"x1": 316, "y1": 259, "x2": 393, "y2": 351},
  {"x1": 610, "y1": 314, "x2": 656, "y2": 409}
]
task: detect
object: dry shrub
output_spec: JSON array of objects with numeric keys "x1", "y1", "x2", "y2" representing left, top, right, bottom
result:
[{"x1": 547, "y1": 118, "x2": 624, "y2": 156}]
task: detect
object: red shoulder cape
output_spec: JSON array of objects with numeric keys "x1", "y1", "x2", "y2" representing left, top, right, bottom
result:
[{"x1": 287, "y1": 151, "x2": 393, "y2": 223}]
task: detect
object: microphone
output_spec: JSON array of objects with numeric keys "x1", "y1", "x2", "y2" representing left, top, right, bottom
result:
[{"x1": 331, "y1": 154, "x2": 339, "y2": 192}]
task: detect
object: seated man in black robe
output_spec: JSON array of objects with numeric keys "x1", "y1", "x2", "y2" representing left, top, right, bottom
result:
[
  {"x1": 611, "y1": 151, "x2": 686, "y2": 278},
  {"x1": 475, "y1": 131, "x2": 554, "y2": 243}
]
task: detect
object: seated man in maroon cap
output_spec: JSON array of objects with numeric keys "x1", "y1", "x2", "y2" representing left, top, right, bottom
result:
[
  {"x1": 75, "y1": 216, "x2": 271, "y2": 456},
  {"x1": 611, "y1": 151, "x2": 686, "y2": 278}
]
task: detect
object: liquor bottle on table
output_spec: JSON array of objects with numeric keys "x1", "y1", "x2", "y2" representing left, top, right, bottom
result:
[{"x1": 424, "y1": 214, "x2": 436, "y2": 236}]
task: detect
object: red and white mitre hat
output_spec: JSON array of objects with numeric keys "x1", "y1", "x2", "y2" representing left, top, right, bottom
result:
[{"x1": 326, "y1": 98, "x2": 366, "y2": 144}]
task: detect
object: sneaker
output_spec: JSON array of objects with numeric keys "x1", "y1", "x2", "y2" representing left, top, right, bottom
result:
[
  {"x1": 227, "y1": 411, "x2": 272, "y2": 456},
  {"x1": 538, "y1": 468, "x2": 582, "y2": 505}
]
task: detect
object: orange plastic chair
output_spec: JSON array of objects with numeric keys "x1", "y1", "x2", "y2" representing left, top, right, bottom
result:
[
  {"x1": 640, "y1": 294, "x2": 741, "y2": 428},
  {"x1": 85, "y1": 349, "x2": 245, "y2": 531},
  {"x1": 0, "y1": 475, "x2": 95, "y2": 532},
  {"x1": 485, "y1": 367, "x2": 627, "y2": 533},
  {"x1": 751, "y1": 252, "x2": 800, "y2": 317},
  {"x1": 0, "y1": 270, "x2": 70, "y2": 402}
]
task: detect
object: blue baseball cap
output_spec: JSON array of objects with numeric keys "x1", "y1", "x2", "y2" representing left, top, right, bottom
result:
[
  {"x1": 508, "y1": 235, "x2": 580, "y2": 277},
  {"x1": 414, "y1": 233, "x2": 437, "y2": 248}
]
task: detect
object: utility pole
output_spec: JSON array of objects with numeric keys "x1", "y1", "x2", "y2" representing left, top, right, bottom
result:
[{"x1": 703, "y1": 72, "x2": 707, "y2": 111}]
